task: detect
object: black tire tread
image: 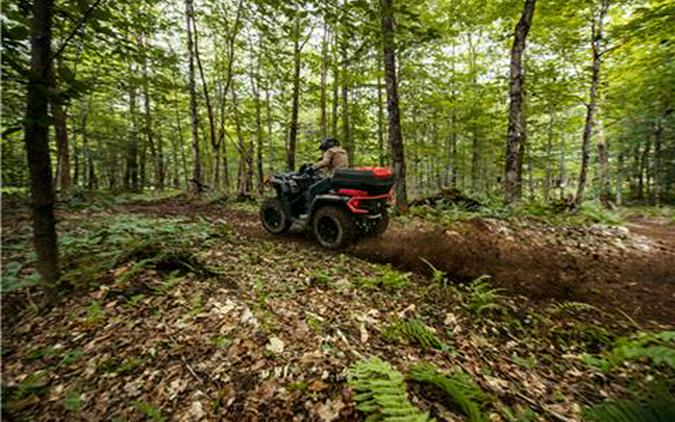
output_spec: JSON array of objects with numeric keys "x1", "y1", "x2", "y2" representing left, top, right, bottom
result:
[
  {"x1": 312, "y1": 205, "x2": 355, "y2": 249},
  {"x1": 260, "y1": 197, "x2": 292, "y2": 234}
]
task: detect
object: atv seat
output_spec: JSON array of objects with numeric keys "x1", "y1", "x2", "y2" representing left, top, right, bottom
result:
[{"x1": 330, "y1": 167, "x2": 395, "y2": 195}]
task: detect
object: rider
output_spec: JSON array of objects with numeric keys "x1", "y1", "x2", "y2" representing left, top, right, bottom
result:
[
  {"x1": 312, "y1": 137, "x2": 349, "y2": 176},
  {"x1": 306, "y1": 137, "x2": 349, "y2": 202}
]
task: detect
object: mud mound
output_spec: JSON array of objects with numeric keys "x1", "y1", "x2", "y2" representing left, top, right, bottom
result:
[{"x1": 351, "y1": 219, "x2": 675, "y2": 324}]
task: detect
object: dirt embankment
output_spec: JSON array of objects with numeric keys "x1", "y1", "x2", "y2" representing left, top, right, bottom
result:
[
  {"x1": 122, "y1": 196, "x2": 675, "y2": 326},
  {"x1": 351, "y1": 218, "x2": 675, "y2": 325}
]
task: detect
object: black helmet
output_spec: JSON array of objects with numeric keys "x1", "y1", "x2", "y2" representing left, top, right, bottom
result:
[{"x1": 319, "y1": 137, "x2": 339, "y2": 151}]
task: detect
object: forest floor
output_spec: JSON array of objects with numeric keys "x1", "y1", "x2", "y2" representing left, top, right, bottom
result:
[{"x1": 2, "y1": 193, "x2": 674, "y2": 421}]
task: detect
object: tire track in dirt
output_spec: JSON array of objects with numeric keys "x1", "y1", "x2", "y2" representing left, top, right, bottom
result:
[{"x1": 122, "y1": 197, "x2": 675, "y2": 326}]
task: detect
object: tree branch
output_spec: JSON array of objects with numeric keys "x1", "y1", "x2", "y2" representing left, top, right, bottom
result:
[{"x1": 51, "y1": 0, "x2": 105, "y2": 63}]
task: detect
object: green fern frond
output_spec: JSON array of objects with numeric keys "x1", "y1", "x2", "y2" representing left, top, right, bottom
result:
[
  {"x1": 409, "y1": 363, "x2": 487, "y2": 422},
  {"x1": 584, "y1": 330, "x2": 675, "y2": 372},
  {"x1": 386, "y1": 319, "x2": 449, "y2": 351},
  {"x1": 462, "y1": 276, "x2": 506, "y2": 317},
  {"x1": 420, "y1": 258, "x2": 446, "y2": 286},
  {"x1": 546, "y1": 301, "x2": 601, "y2": 315},
  {"x1": 583, "y1": 398, "x2": 675, "y2": 422},
  {"x1": 348, "y1": 357, "x2": 434, "y2": 422}
]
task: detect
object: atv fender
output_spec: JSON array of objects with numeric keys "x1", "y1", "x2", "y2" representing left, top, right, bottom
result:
[{"x1": 308, "y1": 194, "x2": 348, "y2": 218}]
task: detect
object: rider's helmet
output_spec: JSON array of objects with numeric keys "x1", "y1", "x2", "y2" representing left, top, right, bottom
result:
[{"x1": 319, "y1": 137, "x2": 339, "y2": 152}]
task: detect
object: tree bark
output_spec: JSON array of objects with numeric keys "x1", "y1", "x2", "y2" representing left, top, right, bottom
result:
[
  {"x1": 250, "y1": 44, "x2": 264, "y2": 195},
  {"x1": 125, "y1": 68, "x2": 139, "y2": 192},
  {"x1": 504, "y1": 0, "x2": 536, "y2": 205},
  {"x1": 185, "y1": 0, "x2": 202, "y2": 192},
  {"x1": 376, "y1": 72, "x2": 385, "y2": 167},
  {"x1": 544, "y1": 113, "x2": 553, "y2": 202},
  {"x1": 287, "y1": 16, "x2": 302, "y2": 171},
  {"x1": 331, "y1": 25, "x2": 339, "y2": 137},
  {"x1": 265, "y1": 75, "x2": 274, "y2": 171},
  {"x1": 652, "y1": 117, "x2": 663, "y2": 205},
  {"x1": 231, "y1": 81, "x2": 249, "y2": 197},
  {"x1": 616, "y1": 151, "x2": 624, "y2": 205},
  {"x1": 596, "y1": 112, "x2": 610, "y2": 206},
  {"x1": 191, "y1": 10, "x2": 217, "y2": 189},
  {"x1": 637, "y1": 137, "x2": 650, "y2": 200},
  {"x1": 381, "y1": 0, "x2": 408, "y2": 212},
  {"x1": 140, "y1": 33, "x2": 162, "y2": 190},
  {"x1": 25, "y1": 0, "x2": 59, "y2": 300},
  {"x1": 320, "y1": 20, "x2": 329, "y2": 140},
  {"x1": 50, "y1": 61, "x2": 71, "y2": 191},
  {"x1": 341, "y1": 58, "x2": 352, "y2": 161},
  {"x1": 576, "y1": 0, "x2": 609, "y2": 206}
]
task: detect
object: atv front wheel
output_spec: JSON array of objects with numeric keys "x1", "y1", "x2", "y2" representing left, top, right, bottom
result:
[
  {"x1": 312, "y1": 206, "x2": 355, "y2": 249},
  {"x1": 260, "y1": 198, "x2": 292, "y2": 234}
]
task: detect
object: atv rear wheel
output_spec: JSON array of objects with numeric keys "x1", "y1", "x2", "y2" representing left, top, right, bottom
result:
[
  {"x1": 312, "y1": 205, "x2": 355, "y2": 249},
  {"x1": 260, "y1": 198, "x2": 292, "y2": 234}
]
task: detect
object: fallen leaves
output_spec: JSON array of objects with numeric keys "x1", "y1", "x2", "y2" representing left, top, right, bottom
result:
[{"x1": 2, "y1": 203, "x2": 674, "y2": 421}]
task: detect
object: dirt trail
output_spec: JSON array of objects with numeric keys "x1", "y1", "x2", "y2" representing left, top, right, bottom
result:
[{"x1": 125, "y1": 197, "x2": 675, "y2": 325}]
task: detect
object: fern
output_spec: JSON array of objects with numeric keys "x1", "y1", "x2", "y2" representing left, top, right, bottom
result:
[
  {"x1": 386, "y1": 319, "x2": 449, "y2": 351},
  {"x1": 409, "y1": 363, "x2": 487, "y2": 422},
  {"x1": 348, "y1": 357, "x2": 434, "y2": 422},
  {"x1": 420, "y1": 258, "x2": 446, "y2": 286},
  {"x1": 546, "y1": 301, "x2": 601, "y2": 315},
  {"x1": 462, "y1": 276, "x2": 506, "y2": 317},
  {"x1": 583, "y1": 398, "x2": 675, "y2": 422},
  {"x1": 584, "y1": 330, "x2": 675, "y2": 371}
]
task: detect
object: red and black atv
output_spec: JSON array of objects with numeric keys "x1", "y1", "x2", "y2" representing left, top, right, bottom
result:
[{"x1": 260, "y1": 164, "x2": 395, "y2": 249}]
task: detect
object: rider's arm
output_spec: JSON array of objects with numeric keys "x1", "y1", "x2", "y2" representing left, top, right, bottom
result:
[{"x1": 311, "y1": 149, "x2": 332, "y2": 171}]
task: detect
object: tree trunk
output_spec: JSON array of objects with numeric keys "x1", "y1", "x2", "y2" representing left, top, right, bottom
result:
[
  {"x1": 448, "y1": 41, "x2": 458, "y2": 188},
  {"x1": 596, "y1": 113, "x2": 610, "y2": 206},
  {"x1": 25, "y1": 0, "x2": 59, "y2": 300},
  {"x1": 320, "y1": 20, "x2": 329, "y2": 140},
  {"x1": 265, "y1": 76, "x2": 274, "y2": 171},
  {"x1": 191, "y1": 10, "x2": 218, "y2": 189},
  {"x1": 341, "y1": 59, "x2": 352, "y2": 161},
  {"x1": 231, "y1": 81, "x2": 249, "y2": 197},
  {"x1": 616, "y1": 151, "x2": 624, "y2": 206},
  {"x1": 250, "y1": 46, "x2": 264, "y2": 195},
  {"x1": 125, "y1": 70, "x2": 139, "y2": 192},
  {"x1": 287, "y1": 17, "x2": 301, "y2": 171},
  {"x1": 559, "y1": 131, "x2": 567, "y2": 199},
  {"x1": 637, "y1": 138, "x2": 650, "y2": 200},
  {"x1": 50, "y1": 61, "x2": 71, "y2": 191},
  {"x1": 652, "y1": 117, "x2": 662, "y2": 205},
  {"x1": 504, "y1": 0, "x2": 536, "y2": 205},
  {"x1": 170, "y1": 132, "x2": 180, "y2": 189},
  {"x1": 381, "y1": 0, "x2": 408, "y2": 212},
  {"x1": 331, "y1": 26, "x2": 339, "y2": 137},
  {"x1": 185, "y1": 0, "x2": 202, "y2": 192},
  {"x1": 576, "y1": 0, "x2": 609, "y2": 206},
  {"x1": 544, "y1": 113, "x2": 553, "y2": 202},
  {"x1": 467, "y1": 33, "x2": 481, "y2": 193},
  {"x1": 376, "y1": 72, "x2": 385, "y2": 167},
  {"x1": 471, "y1": 129, "x2": 480, "y2": 192},
  {"x1": 140, "y1": 33, "x2": 162, "y2": 190},
  {"x1": 173, "y1": 83, "x2": 190, "y2": 189}
]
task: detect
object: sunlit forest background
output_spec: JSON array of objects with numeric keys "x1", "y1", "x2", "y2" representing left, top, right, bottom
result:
[{"x1": 3, "y1": 0, "x2": 673, "y2": 204}]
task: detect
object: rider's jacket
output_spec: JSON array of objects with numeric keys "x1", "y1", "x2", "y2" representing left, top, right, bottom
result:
[{"x1": 311, "y1": 146, "x2": 349, "y2": 176}]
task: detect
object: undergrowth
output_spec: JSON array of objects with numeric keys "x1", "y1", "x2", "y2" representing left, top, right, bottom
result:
[
  {"x1": 348, "y1": 357, "x2": 433, "y2": 421},
  {"x1": 2, "y1": 214, "x2": 226, "y2": 295},
  {"x1": 583, "y1": 330, "x2": 675, "y2": 372},
  {"x1": 409, "y1": 363, "x2": 488, "y2": 422},
  {"x1": 383, "y1": 318, "x2": 449, "y2": 351}
]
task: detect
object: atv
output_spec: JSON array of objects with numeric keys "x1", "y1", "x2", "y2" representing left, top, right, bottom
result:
[{"x1": 260, "y1": 164, "x2": 395, "y2": 249}]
